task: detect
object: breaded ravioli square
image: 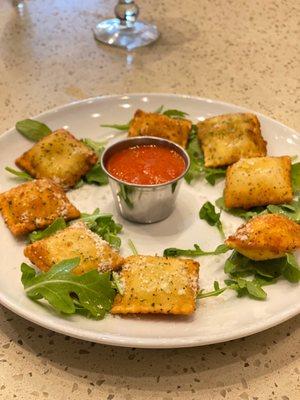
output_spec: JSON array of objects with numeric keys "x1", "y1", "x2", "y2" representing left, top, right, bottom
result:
[
  {"x1": 111, "y1": 255, "x2": 199, "y2": 315},
  {"x1": 224, "y1": 156, "x2": 293, "y2": 209},
  {"x1": 225, "y1": 214, "x2": 300, "y2": 260},
  {"x1": 197, "y1": 113, "x2": 267, "y2": 167},
  {"x1": 128, "y1": 109, "x2": 192, "y2": 148},
  {"x1": 15, "y1": 129, "x2": 98, "y2": 190},
  {"x1": 0, "y1": 179, "x2": 80, "y2": 236},
  {"x1": 24, "y1": 221, "x2": 124, "y2": 275}
]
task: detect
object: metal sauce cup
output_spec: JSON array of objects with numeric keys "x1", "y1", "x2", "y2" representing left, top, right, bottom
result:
[{"x1": 101, "y1": 137, "x2": 190, "y2": 223}]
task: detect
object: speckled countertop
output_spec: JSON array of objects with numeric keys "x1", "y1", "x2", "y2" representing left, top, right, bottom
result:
[{"x1": 0, "y1": 0, "x2": 299, "y2": 399}]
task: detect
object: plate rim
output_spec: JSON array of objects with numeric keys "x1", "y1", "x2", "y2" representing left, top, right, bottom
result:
[
  {"x1": 1, "y1": 92, "x2": 299, "y2": 138},
  {"x1": 0, "y1": 93, "x2": 299, "y2": 349}
]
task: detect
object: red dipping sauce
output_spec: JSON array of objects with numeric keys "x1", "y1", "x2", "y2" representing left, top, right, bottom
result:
[{"x1": 106, "y1": 144, "x2": 186, "y2": 185}]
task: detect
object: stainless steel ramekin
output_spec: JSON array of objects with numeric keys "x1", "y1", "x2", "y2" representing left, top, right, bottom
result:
[{"x1": 101, "y1": 137, "x2": 190, "y2": 223}]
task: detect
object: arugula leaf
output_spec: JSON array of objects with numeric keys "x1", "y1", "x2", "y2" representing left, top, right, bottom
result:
[
  {"x1": 79, "y1": 209, "x2": 122, "y2": 249},
  {"x1": 225, "y1": 277, "x2": 267, "y2": 300},
  {"x1": 163, "y1": 243, "x2": 230, "y2": 258},
  {"x1": 29, "y1": 218, "x2": 67, "y2": 243},
  {"x1": 74, "y1": 179, "x2": 84, "y2": 189},
  {"x1": 111, "y1": 272, "x2": 124, "y2": 295},
  {"x1": 101, "y1": 123, "x2": 130, "y2": 131},
  {"x1": 199, "y1": 201, "x2": 224, "y2": 237},
  {"x1": 197, "y1": 281, "x2": 227, "y2": 299},
  {"x1": 184, "y1": 126, "x2": 226, "y2": 185},
  {"x1": 79, "y1": 209, "x2": 111, "y2": 228},
  {"x1": 118, "y1": 184, "x2": 134, "y2": 209},
  {"x1": 128, "y1": 239, "x2": 138, "y2": 255},
  {"x1": 197, "y1": 250, "x2": 300, "y2": 302},
  {"x1": 5, "y1": 166, "x2": 33, "y2": 181},
  {"x1": 224, "y1": 251, "x2": 254, "y2": 277},
  {"x1": 216, "y1": 196, "x2": 300, "y2": 223},
  {"x1": 224, "y1": 251, "x2": 282, "y2": 279},
  {"x1": 204, "y1": 167, "x2": 226, "y2": 185},
  {"x1": 224, "y1": 250, "x2": 300, "y2": 289},
  {"x1": 154, "y1": 105, "x2": 164, "y2": 114},
  {"x1": 81, "y1": 140, "x2": 109, "y2": 186},
  {"x1": 27, "y1": 210, "x2": 123, "y2": 248},
  {"x1": 184, "y1": 125, "x2": 204, "y2": 184},
  {"x1": 81, "y1": 138, "x2": 106, "y2": 155},
  {"x1": 84, "y1": 162, "x2": 108, "y2": 186},
  {"x1": 267, "y1": 198, "x2": 300, "y2": 223},
  {"x1": 162, "y1": 109, "x2": 188, "y2": 119},
  {"x1": 215, "y1": 197, "x2": 267, "y2": 220},
  {"x1": 21, "y1": 258, "x2": 116, "y2": 318},
  {"x1": 292, "y1": 162, "x2": 300, "y2": 193},
  {"x1": 16, "y1": 119, "x2": 51, "y2": 142},
  {"x1": 282, "y1": 253, "x2": 300, "y2": 283},
  {"x1": 100, "y1": 105, "x2": 188, "y2": 132}
]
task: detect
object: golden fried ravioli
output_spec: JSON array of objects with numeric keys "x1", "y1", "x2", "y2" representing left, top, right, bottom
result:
[
  {"x1": 16, "y1": 129, "x2": 98, "y2": 190},
  {"x1": 0, "y1": 179, "x2": 80, "y2": 236},
  {"x1": 224, "y1": 156, "x2": 293, "y2": 209},
  {"x1": 197, "y1": 113, "x2": 267, "y2": 167},
  {"x1": 128, "y1": 109, "x2": 192, "y2": 148},
  {"x1": 111, "y1": 255, "x2": 199, "y2": 315},
  {"x1": 226, "y1": 214, "x2": 300, "y2": 260},
  {"x1": 24, "y1": 221, "x2": 124, "y2": 275}
]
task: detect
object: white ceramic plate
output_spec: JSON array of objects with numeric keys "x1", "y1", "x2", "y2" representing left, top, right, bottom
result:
[{"x1": 0, "y1": 94, "x2": 299, "y2": 348}]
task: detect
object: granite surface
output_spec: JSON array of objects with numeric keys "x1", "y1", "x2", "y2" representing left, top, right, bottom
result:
[{"x1": 0, "y1": 0, "x2": 299, "y2": 399}]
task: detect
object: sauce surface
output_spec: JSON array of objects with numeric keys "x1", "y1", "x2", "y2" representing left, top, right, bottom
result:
[{"x1": 106, "y1": 144, "x2": 186, "y2": 185}]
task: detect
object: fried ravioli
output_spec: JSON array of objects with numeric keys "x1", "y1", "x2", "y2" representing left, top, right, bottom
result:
[
  {"x1": 16, "y1": 129, "x2": 98, "y2": 190},
  {"x1": 225, "y1": 214, "x2": 300, "y2": 260},
  {"x1": 128, "y1": 109, "x2": 192, "y2": 148},
  {"x1": 111, "y1": 255, "x2": 199, "y2": 315},
  {"x1": 24, "y1": 221, "x2": 124, "y2": 274},
  {"x1": 197, "y1": 113, "x2": 267, "y2": 167},
  {"x1": 224, "y1": 156, "x2": 293, "y2": 209},
  {"x1": 0, "y1": 179, "x2": 80, "y2": 236}
]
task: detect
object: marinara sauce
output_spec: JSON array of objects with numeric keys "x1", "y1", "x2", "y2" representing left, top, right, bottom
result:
[{"x1": 106, "y1": 144, "x2": 186, "y2": 185}]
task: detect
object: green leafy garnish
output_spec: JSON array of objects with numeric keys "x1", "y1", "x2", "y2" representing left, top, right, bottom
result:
[
  {"x1": 82, "y1": 138, "x2": 107, "y2": 154},
  {"x1": 74, "y1": 179, "x2": 84, "y2": 189},
  {"x1": 154, "y1": 105, "x2": 164, "y2": 114},
  {"x1": 81, "y1": 140, "x2": 109, "y2": 186},
  {"x1": 100, "y1": 105, "x2": 188, "y2": 131},
  {"x1": 21, "y1": 258, "x2": 116, "y2": 319},
  {"x1": 128, "y1": 239, "x2": 138, "y2": 255},
  {"x1": 163, "y1": 243, "x2": 229, "y2": 258},
  {"x1": 80, "y1": 209, "x2": 122, "y2": 249},
  {"x1": 184, "y1": 125, "x2": 204, "y2": 184},
  {"x1": 5, "y1": 166, "x2": 33, "y2": 181},
  {"x1": 292, "y1": 162, "x2": 300, "y2": 193},
  {"x1": 118, "y1": 184, "x2": 134, "y2": 209},
  {"x1": 203, "y1": 167, "x2": 226, "y2": 185},
  {"x1": 84, "y1": 163, "x2": 108, "y2": 186},
  {"x1": 184, "y1": 126, "x2": 226, "y2": 185},
  {"x1": 161, "y1": 109, "x2": 188, "y2": 119},
  {"x1": 101, "y1": 123, "x2": 131, "y2": 131},
  {"x1": 16, "y1": 119, "x2": 51, "y2": 142},
  {"x1": 111, "y1": 272, "x2": 124, "y2": 295},
  {"x1": 27, "y1": 210, "x2": 123, "y2": 248},
  {"x1": 282, "y1": 253, "x2": 300, "y2": 283},
  {"x1": 29, "y1": 218, "x2": 67, "y2": 243},
  {"x1": 224, "y1": 251, "x2": 300, "y2": 284},
  {"x1": 197, "y1": 281, "x2": 227, "y2": 299},
  {"x1": 267, "y1": 199, "x2": 300, "y2": 223},
  {"x1": 216, "y1": 197, "x2": 267, "y2": 220},
  {"x1": 224, "y1": 277, "x2": 267, "y2": 300},
  {"x1": 199, "y1": 201, "x2": 224, "y2": 237},
  {"x1": 216, "y1": 197, "x2": 300, "y2": 223},
  {"x1": 221, "y1": 250, "x2": 300, "y2": 300}
]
